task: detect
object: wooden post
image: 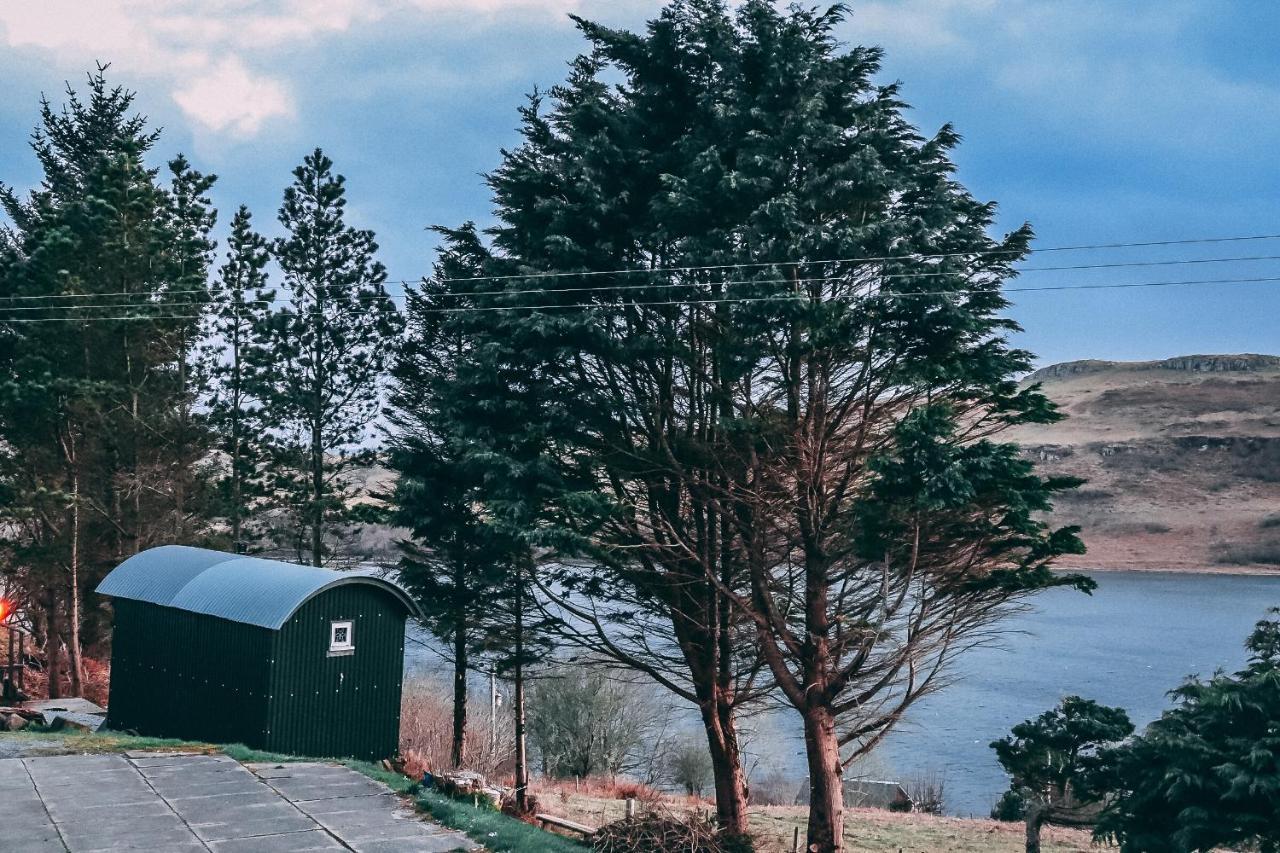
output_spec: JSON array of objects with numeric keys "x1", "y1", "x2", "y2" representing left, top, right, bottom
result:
[
  {"x1": 17, "y1": 630, "x2": 24, "y2": 692},
  {"x1": 791, "y1": 826, "x2": 801, "y2": 853},
  {"x1": 625, "y1": 798, "x2": 636, "y2": 820}
]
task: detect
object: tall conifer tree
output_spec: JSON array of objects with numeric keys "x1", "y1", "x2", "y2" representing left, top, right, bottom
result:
[
  {"x1": 0, "y1": 68, "x2": 218, "y2": 695},
  {"x1": 260, "y1": 149, "x2": 402, "y2": 566},
  {"x1": 207, "y1": 206, "x2": 273, "y2": 553}
]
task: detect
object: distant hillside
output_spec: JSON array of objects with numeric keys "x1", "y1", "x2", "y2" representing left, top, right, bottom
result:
[{"x1": 1012, "y1": 354, "x2": 1280, "y2": 571}]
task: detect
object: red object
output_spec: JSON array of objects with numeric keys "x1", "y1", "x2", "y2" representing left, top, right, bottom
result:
[{"x1": 0, "y1": 598, "x2": 9, "y2": 623}]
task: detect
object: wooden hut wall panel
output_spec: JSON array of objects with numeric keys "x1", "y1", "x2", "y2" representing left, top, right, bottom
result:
[
  {"x1": 266, "y1": 584, "x2": 406, "y2": 760},
  {"x1": 106, "y1": 599, "x2": 273, "y2": 746}
]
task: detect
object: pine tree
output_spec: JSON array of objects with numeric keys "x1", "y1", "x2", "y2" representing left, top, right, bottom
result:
[
  {"x1": 0, "y1": 67, "x2": 219, "y2": 696},
  {"x1": 991, "y1": 697, "x2": 1133, "y2": 853},
  {"x1": 260, "y1": 149, "x2": 402, "y2": 566},
  {"x1": 386, "y1": 225, "x2": 525, "y2": 768},
  {"x1": 207, "y1": 206, "x2": 273, "y2": 553},
  {"x1": 1097, "y1": 612, "x2": 1280, "y2": 853}
]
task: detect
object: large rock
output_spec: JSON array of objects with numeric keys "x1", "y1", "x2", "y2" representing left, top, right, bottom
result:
[{"x1": 4, "y1": 712, "x2": 29, "y2": 731}]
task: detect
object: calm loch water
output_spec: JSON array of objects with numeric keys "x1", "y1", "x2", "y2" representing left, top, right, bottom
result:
[
  {"x1": 406, "y1": 571, "x2": 1280, "y2": 817},
  {"x1": 752, "y1": 571, "x2": 1280, "y2": 815}
]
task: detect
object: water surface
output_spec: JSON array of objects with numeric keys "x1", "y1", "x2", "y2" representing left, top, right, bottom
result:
[{"x1": 406, "y1": 571, "x2": 1280, "y2": 817}]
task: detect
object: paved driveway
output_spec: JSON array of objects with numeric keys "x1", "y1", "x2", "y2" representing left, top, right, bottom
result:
[{"x1": 0, "y1": 752, "x2": 474, "y2": 852}]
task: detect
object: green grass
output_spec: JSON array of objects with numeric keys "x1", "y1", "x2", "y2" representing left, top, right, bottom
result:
[
  {"x1": 416, "y1": 787, "x2": 586, "y2": 853},
  {"x1": 3, "y1": 727, "x2": 212, "y2": 754}
]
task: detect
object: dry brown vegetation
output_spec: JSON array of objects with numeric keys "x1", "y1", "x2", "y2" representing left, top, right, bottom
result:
[{"x1": 547, "y1": 788, "x2": 1097, "y2": 853}]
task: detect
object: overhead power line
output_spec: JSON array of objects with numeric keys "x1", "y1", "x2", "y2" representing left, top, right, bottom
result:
[
  {"x1": 2, "y1": 272, "x2": 1279, "y2": 323},
  {"x1": 8, "y1": 250, "x2": 1280, "y2": 307},
  {"x1": 427, "y1": 232, "x2": 1280, "y2": 284}
]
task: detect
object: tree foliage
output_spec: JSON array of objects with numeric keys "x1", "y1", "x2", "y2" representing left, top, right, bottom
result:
[
  {"x1": 407, "y1": 2, "x2": 1090, "y2": 847},
  {"x1": 991, "y1": 696, "x2": 1133, "y2": 853},
  {"x1": 0, "y1": 67, "x2": 219, "y2": 694},
  {"x1": 258, "y1": 148, "x2": 403, "y2": 565},
  {"x1": 1097, "y1": 612, "x2": 1280, "y2": 853}
]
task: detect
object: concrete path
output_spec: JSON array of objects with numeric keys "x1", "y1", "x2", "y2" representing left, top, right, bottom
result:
[{"x1": 0, "y1": 752, "x2": 475, "y2": 852}]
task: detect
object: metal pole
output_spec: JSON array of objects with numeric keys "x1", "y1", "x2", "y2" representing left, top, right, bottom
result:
[{"x1": 489, "y1": 670, "x2": 497, "y2": 755}]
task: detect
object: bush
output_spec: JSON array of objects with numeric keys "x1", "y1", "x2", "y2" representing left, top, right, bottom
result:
[
  {"x1": 667, "y1": 738, "x2": 714, "y2": 797},
  {"x1": 906, "y1": 770, "x2": 946, "y2": 815},
  {"x1": 1212, "y1": 536, "x2": 1280, "y2": 566},
  {"x1": 400, "y1": 677, "x2": 512, "y2": 776},
  {"x1": 990, "y1": 787, "x2": 1027, "y2": 822},
  {"x1": 528, "y1": 664, "x2": 675, "y2": 783}
]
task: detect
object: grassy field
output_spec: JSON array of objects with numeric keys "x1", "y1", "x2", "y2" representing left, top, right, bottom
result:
[{"x1": 547, "y1": 790, "x2": 1098, "y2": 853}]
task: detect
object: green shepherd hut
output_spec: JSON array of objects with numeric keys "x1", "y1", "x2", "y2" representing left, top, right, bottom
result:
[{"x1": 97, "y1": 545, "x2": 421, "y2": 761}]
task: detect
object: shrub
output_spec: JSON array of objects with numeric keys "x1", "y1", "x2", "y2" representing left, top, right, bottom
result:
[
  {"x1": 1212, "y1": 537, "x2": 1280, "y2": 566},
  {"x1": 991, "y1": 787, "x2": 1027, "y2": 822},
  {"x1": 906, "y1": 770, "x2": 946, "y2": 815},
  {"x1": 668, "y1": 738, "x2": 714, "y2": 797}
]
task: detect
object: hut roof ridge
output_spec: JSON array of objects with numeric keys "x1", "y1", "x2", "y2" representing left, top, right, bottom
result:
[{"x1": 96, "y1": 545, "x2": 420, "y2": 629}]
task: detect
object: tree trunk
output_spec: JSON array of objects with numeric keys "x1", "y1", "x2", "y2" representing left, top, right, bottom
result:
[
  {"x1": 802, "y1": 705, "x2": 844, "y2": 853},
  {"x1": 45, "y1": 595, "x2": 62, "y2": 700},
  {"x1": 1024, "y1": 802, "x2": 1045, "y2": 853},
  {"x1": 451, "y1": 610, "x2": 468, "y2": 769},
  {"x1": 68, "y1": 462, "x2": 84, "y2": 697},
  {"x1": 310, "y1": 419, "x2": 323, "y2": 566},
  {"x1": 513, "y1": 565, "x2": 529, "y2": 813},
  {"x1": 699, "y1": 697, "x2": 752, "y2": 841}
]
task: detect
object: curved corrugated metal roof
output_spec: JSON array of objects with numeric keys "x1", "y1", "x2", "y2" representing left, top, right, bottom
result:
[{"x1": 96, "y1": 545, "x2": 421, "y2": 630}]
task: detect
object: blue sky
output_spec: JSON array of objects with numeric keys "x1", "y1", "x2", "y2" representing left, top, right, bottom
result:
[{"x1": 1, "y1": 0, "x2": 1277, "y2": 367}]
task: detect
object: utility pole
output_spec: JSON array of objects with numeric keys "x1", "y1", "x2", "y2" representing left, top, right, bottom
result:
[
  {"x1": 489, "y1": 669, "x2": 498, "y2": 755},
  {"x1": 513, "y1": 559, "x2": 529, "y2": 813}
]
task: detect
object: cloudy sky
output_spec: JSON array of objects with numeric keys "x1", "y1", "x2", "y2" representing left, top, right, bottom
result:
[{"x1": 2, "y1": 0, "x2": 1277, "y2": 366}]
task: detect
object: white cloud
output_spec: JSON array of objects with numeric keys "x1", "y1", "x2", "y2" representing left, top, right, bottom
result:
[
  {"x1": 172, "y1": 56, "x2": 294, "y2": 136},
  {"x1": 0, "y1": 0, "x2": 591, "y2": 141}
]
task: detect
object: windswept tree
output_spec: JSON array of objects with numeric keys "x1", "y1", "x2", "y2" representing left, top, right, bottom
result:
[
  {"x1": 206, "y1": 206, "x2": 273, "y2": 553},
  {"x1": 0, "y1": 68, "x2": 219, "y2": 696},
  {"x1": 259, "y1": 149, "x2": 402, "y2": 566},
  {"x1": 991, "y1": 697, "x2": 1133, "y2": 853},
  {"x1": 409, "y1": 3, "x2": 1091, "y2": 849}
]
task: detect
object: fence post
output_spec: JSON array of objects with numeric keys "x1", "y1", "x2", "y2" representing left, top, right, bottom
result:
[
  {"x1": 625, "y1": 797, "x2": 636, "y2": 820},
  {"x1": 791, "y1": 826, "x2": 801, "y2": 853}
]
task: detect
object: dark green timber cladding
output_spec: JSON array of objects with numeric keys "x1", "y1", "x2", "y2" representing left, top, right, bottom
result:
[
  {"x1": 266, "y1": 584, "x2": 406, "y2": 761},
  {"x1": 105, "y1": 587, "x2": 407, "y2": 762},
  {"x1": 106, "y1": 599, "x2": 273, "y2": 745}
]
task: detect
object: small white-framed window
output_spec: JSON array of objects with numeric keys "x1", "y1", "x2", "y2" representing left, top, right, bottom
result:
[{"x1": 329, "y1": 620, "x2": 354, "y2": 655}]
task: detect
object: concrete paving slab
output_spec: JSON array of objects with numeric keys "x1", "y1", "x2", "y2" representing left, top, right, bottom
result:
[
  {"x1": 206, "y1": 829, "x2": 346, "y2": 852},
  {"x1": 0, "y1": 752, "x2": 478, "y2": 852},
  {"x1": 347, "y1": 836, "x2": 474, "y2": 853}
]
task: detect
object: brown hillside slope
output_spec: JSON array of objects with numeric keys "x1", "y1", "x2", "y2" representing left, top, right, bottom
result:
[{"x1": 1011, "y1": 354, "x2": 1280, "y2": 572}]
